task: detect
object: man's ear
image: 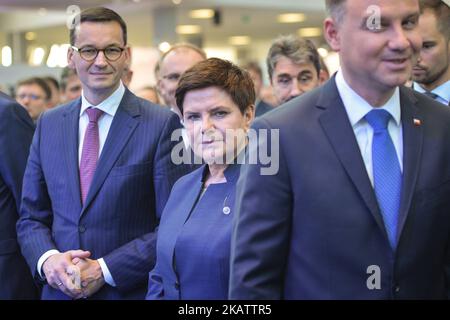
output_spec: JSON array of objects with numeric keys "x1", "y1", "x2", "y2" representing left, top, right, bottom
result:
[
  {"x1": 324, "y1": 17, "x2": 341, "y2": 52},
  {"x1": 67, "y1": 47, "x2": 75, "y2": 69},
  {"x1": 124, "y1": 46, "x2": 131, "y2": 64},
  {"x1": 245, "y1": 104, "x2": 255, "y2": 130}
]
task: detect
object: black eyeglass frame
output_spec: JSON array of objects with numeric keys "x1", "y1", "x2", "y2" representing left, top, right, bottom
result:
[{"x1": 71, "y1": 45, "x2": 126, "y2": 62}]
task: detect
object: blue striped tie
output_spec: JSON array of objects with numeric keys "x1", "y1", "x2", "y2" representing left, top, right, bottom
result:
[{"x1": 365, "y1": 109, "x2": 402, "y2": 249}]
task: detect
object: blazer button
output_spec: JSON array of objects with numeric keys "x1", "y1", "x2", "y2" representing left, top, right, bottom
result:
[
  {"x1": 78, "y1": 225, "x2": 86, "y2": 233},
  {"x1": 394, "y1": 285, "x2": 400, "y2": 293},
  {"x1": 174, "y1": 281, "x2": 180, "y2": 290}
]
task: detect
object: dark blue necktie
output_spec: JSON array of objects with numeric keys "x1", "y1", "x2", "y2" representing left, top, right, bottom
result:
[{"x1": 365, "y1": 109, "x2": 402, "y2": 249}]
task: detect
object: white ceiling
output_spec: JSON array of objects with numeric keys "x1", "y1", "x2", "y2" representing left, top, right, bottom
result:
[
  {"x1": 0, "y1": 0, "x2": 329, "y2": 51},
  {"x1": 0, "y1": 0, "x2": 325, "y2": 11}
]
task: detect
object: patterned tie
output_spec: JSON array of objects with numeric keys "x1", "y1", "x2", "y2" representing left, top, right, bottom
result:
[
  {"x1": 80, "y1": 107, "x2": 103, "y2": 204},
  {"x1": 365, "y1": 109, "x2": 402, "y2": 249}
]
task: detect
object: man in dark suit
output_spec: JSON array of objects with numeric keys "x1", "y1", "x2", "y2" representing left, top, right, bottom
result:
[
  {"x1": 412, "y1": 0, "x2": 449, "y2": 105},
  {"x1": 242, "y1": 61, "x2": 274, "y2": 117},
  {"x1": 17, "y1": 7, "x2": 190, "y2": 300},
  {"x1": 230, "y1": 0, "x2": 450, "y2": 299},
  {"x1": 266, "y1": 34, "x2": 328, "y2": 107},
  {"x1": 0, "y1": 92, "x2": 38, "y2": 299}
]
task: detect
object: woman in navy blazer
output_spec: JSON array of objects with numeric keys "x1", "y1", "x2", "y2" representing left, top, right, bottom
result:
[{"x1": 146, "y1": 58, "x2": 255, "y2": 300}]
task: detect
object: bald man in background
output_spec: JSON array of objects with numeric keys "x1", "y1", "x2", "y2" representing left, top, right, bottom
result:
[{"x1": 157, "y1": 43, "x2": 206, "y2": 117}]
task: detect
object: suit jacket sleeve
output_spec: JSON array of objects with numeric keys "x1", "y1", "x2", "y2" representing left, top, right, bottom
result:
[
  {"x1": 0, "y1": 100, "x2": 34, "y2": 210},
  {"x1": 16, "y1": 113, "x2": 56, "y2": 278},
  {"x1": 102, "y1": 112, "x2": 190, "y2": 292},
  {"x1": 229, "y1": 118, "x2": 292, "y2": 299}
]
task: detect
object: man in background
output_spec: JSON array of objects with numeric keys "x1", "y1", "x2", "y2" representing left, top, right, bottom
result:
[
  {"x1": 16, "y1": 77, "x2": 51, "y2": 122},
  {"x1": 60, "y1": 67, "x2": 82, "y2": 103},
  {"x1": 267, "y1": 35, "x2": 328, "y2": 106},
  {"x1": 0, "y1": 91, "x2": 38, "y2": 299},
  {"x1": 242, "y1": 61, "x2": 273, "y2": 117},
  {"x1": 157, "y1": 43, "x2": 206, "y2": 117},
  {"x1": 136, "y1": 86, "x2": 159, "y2": 104},
  {"x1": 43, "y1": 76, "x2": 61, "y2": 108},
  {"x1": 412, "y1": 0, "x2": 449, "y2": 105}
]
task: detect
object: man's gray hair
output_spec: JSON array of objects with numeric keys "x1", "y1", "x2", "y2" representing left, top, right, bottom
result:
[{"x1": 266, "y1": 35, "x2": 321, "y2": 80}]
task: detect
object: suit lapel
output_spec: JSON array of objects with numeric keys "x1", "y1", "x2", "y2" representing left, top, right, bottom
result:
[
  {"x1": 62, "y1": 99, "x2": 83, "y2": 213},
  {"x1": 167, "y1": 167, "x2": 205, "y2": 271},
  {"x1": 80, "y1": 90, "x2": 140, "y2": 217},
  {"x1": 396, "y1": 87, "x2": 422, "y2": 243},
  {"x1": 318, "y1": 79, "x2": 388, "y2": 237}
]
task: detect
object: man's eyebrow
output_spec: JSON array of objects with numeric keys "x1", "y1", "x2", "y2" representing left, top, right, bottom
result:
[
  {"x1": 277, "y1": 73, "x2": 293, "y2": 78},
  {"x1": 403, "y1": 13, "x2": 420, "y2": 21}
]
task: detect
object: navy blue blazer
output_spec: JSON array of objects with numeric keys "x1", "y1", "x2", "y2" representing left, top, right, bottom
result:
[
  {"x1": 255, "y1": 100, "x2": 273, "y2": 118},
  {"x1": 0, "y1": 92, "x2": 38, "y2": 299},
  {"x1": 17, "y1": 89, "x2": 191, "y2": 299},
  {"x1": 230, "y1": 77, "x2": 450, "y2": 299},
  {"x1": 146, "y1": 163, "x2": 240, "y2": 300}
]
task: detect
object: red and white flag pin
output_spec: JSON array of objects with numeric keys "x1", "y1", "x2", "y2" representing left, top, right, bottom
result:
[{"x1": 413, "y1": 118, "x2": 422, "y2": 126}]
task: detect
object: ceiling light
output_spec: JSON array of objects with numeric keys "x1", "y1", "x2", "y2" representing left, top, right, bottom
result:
[
  {"x1": 277, "y1": 13, "x2": 306, "y2": 23},
  {"x1": 1, "y1": 46, "x2": 12, "y2": 67},
  {"x1": 25, "y1": 32, "x2": 36, "y2": 41},
  {"x1": 158, "y1": 42, "x2": 171, "y2": 53},
  {"x1": 58, "y1": 44, "x2": 70, "y2": 67},
  {"x1": 38, "y1": 8, "x2": 47, "y2": 16},
  {"x1": 30, "y1": 47, "x2": 45, "y2": 66},
  {"x1": 189, "y1": 9, "x2": 215, "y2": 19},
  {"x1": 172, "y1": 0, "x2": 182, "y2": 5},
  {"x1": 298, "y1": 27, "x2": 322, "y2": 38},
  {"x1": 176, "y1": 25, "x2": 201, "y2": 34},
  {"x1": 228, "y1": 36, "x2": 250, "y2": 46},
  {"x1": 317, "y1": 47, "x2": 329, "y2": 58}
]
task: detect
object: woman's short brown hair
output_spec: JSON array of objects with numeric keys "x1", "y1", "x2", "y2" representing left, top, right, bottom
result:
[{"x1": 175, "y1": 58, "x2": 255, "y2": 115}]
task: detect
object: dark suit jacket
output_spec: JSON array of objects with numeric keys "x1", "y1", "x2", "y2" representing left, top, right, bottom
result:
[
  {"x1": 0, "y1": 92, "x2": 38, "y2": 299},
  {"x1": 230, "y1": 77, "x2": 450, "y2": 299},
  {"x1": 17, "y1": 89, "x2": 191, "y2": 299},
  {"x1": 255, "y1": 100, "x2": 273, "y2": 118},
  {"x1": 147, "y1": 164, "x2": 240, "y2": 300}
]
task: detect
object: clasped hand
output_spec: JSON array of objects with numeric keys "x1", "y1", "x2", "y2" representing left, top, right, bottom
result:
[{"x1": 42, "y1": 250, "x2": 106, "y2": 299}]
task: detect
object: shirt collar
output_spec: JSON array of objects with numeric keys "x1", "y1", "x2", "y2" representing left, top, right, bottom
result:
[
  {"x1": 413, "y1": 80, "x2": 450, "y2": 103},
  {"x1": 335, "y1": 69, "x2": 401, "y2": 127},
  {"x1": 80, "y1": 81, "x2": 125, "y2": 117}
]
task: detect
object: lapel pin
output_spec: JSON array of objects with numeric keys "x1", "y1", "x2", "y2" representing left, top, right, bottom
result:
[{"x1": 413, "y1": 118, "x2": 422, "y2": 126}]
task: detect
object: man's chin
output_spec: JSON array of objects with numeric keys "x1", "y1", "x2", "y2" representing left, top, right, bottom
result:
[{"x1": 89, "y1": 81, "x2": 116, "y2": 91}]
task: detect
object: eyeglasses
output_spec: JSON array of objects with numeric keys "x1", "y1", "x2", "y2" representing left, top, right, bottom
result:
[
  {"x1": 17, "y1": 93, "x2": 45, "y2": 101},
  {"x1": 71, "y1": 45, "x2": 125, "y2": 62}
]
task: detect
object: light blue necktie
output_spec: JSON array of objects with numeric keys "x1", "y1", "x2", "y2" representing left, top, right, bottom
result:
[{"x1": 365, "y1": 109, "x2": 402, "y2": 249}]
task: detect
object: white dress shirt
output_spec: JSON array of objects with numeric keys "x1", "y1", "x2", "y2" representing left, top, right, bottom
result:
[
  {"x1": 37, "y1": 82, "x2": 126, "y2": 287},
  {"x1": 335, "y1": 70, "x2": 403, "y2": 186},
  {"x1": 413, "y1": 80, "x2": 450, "y2": 106}
]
